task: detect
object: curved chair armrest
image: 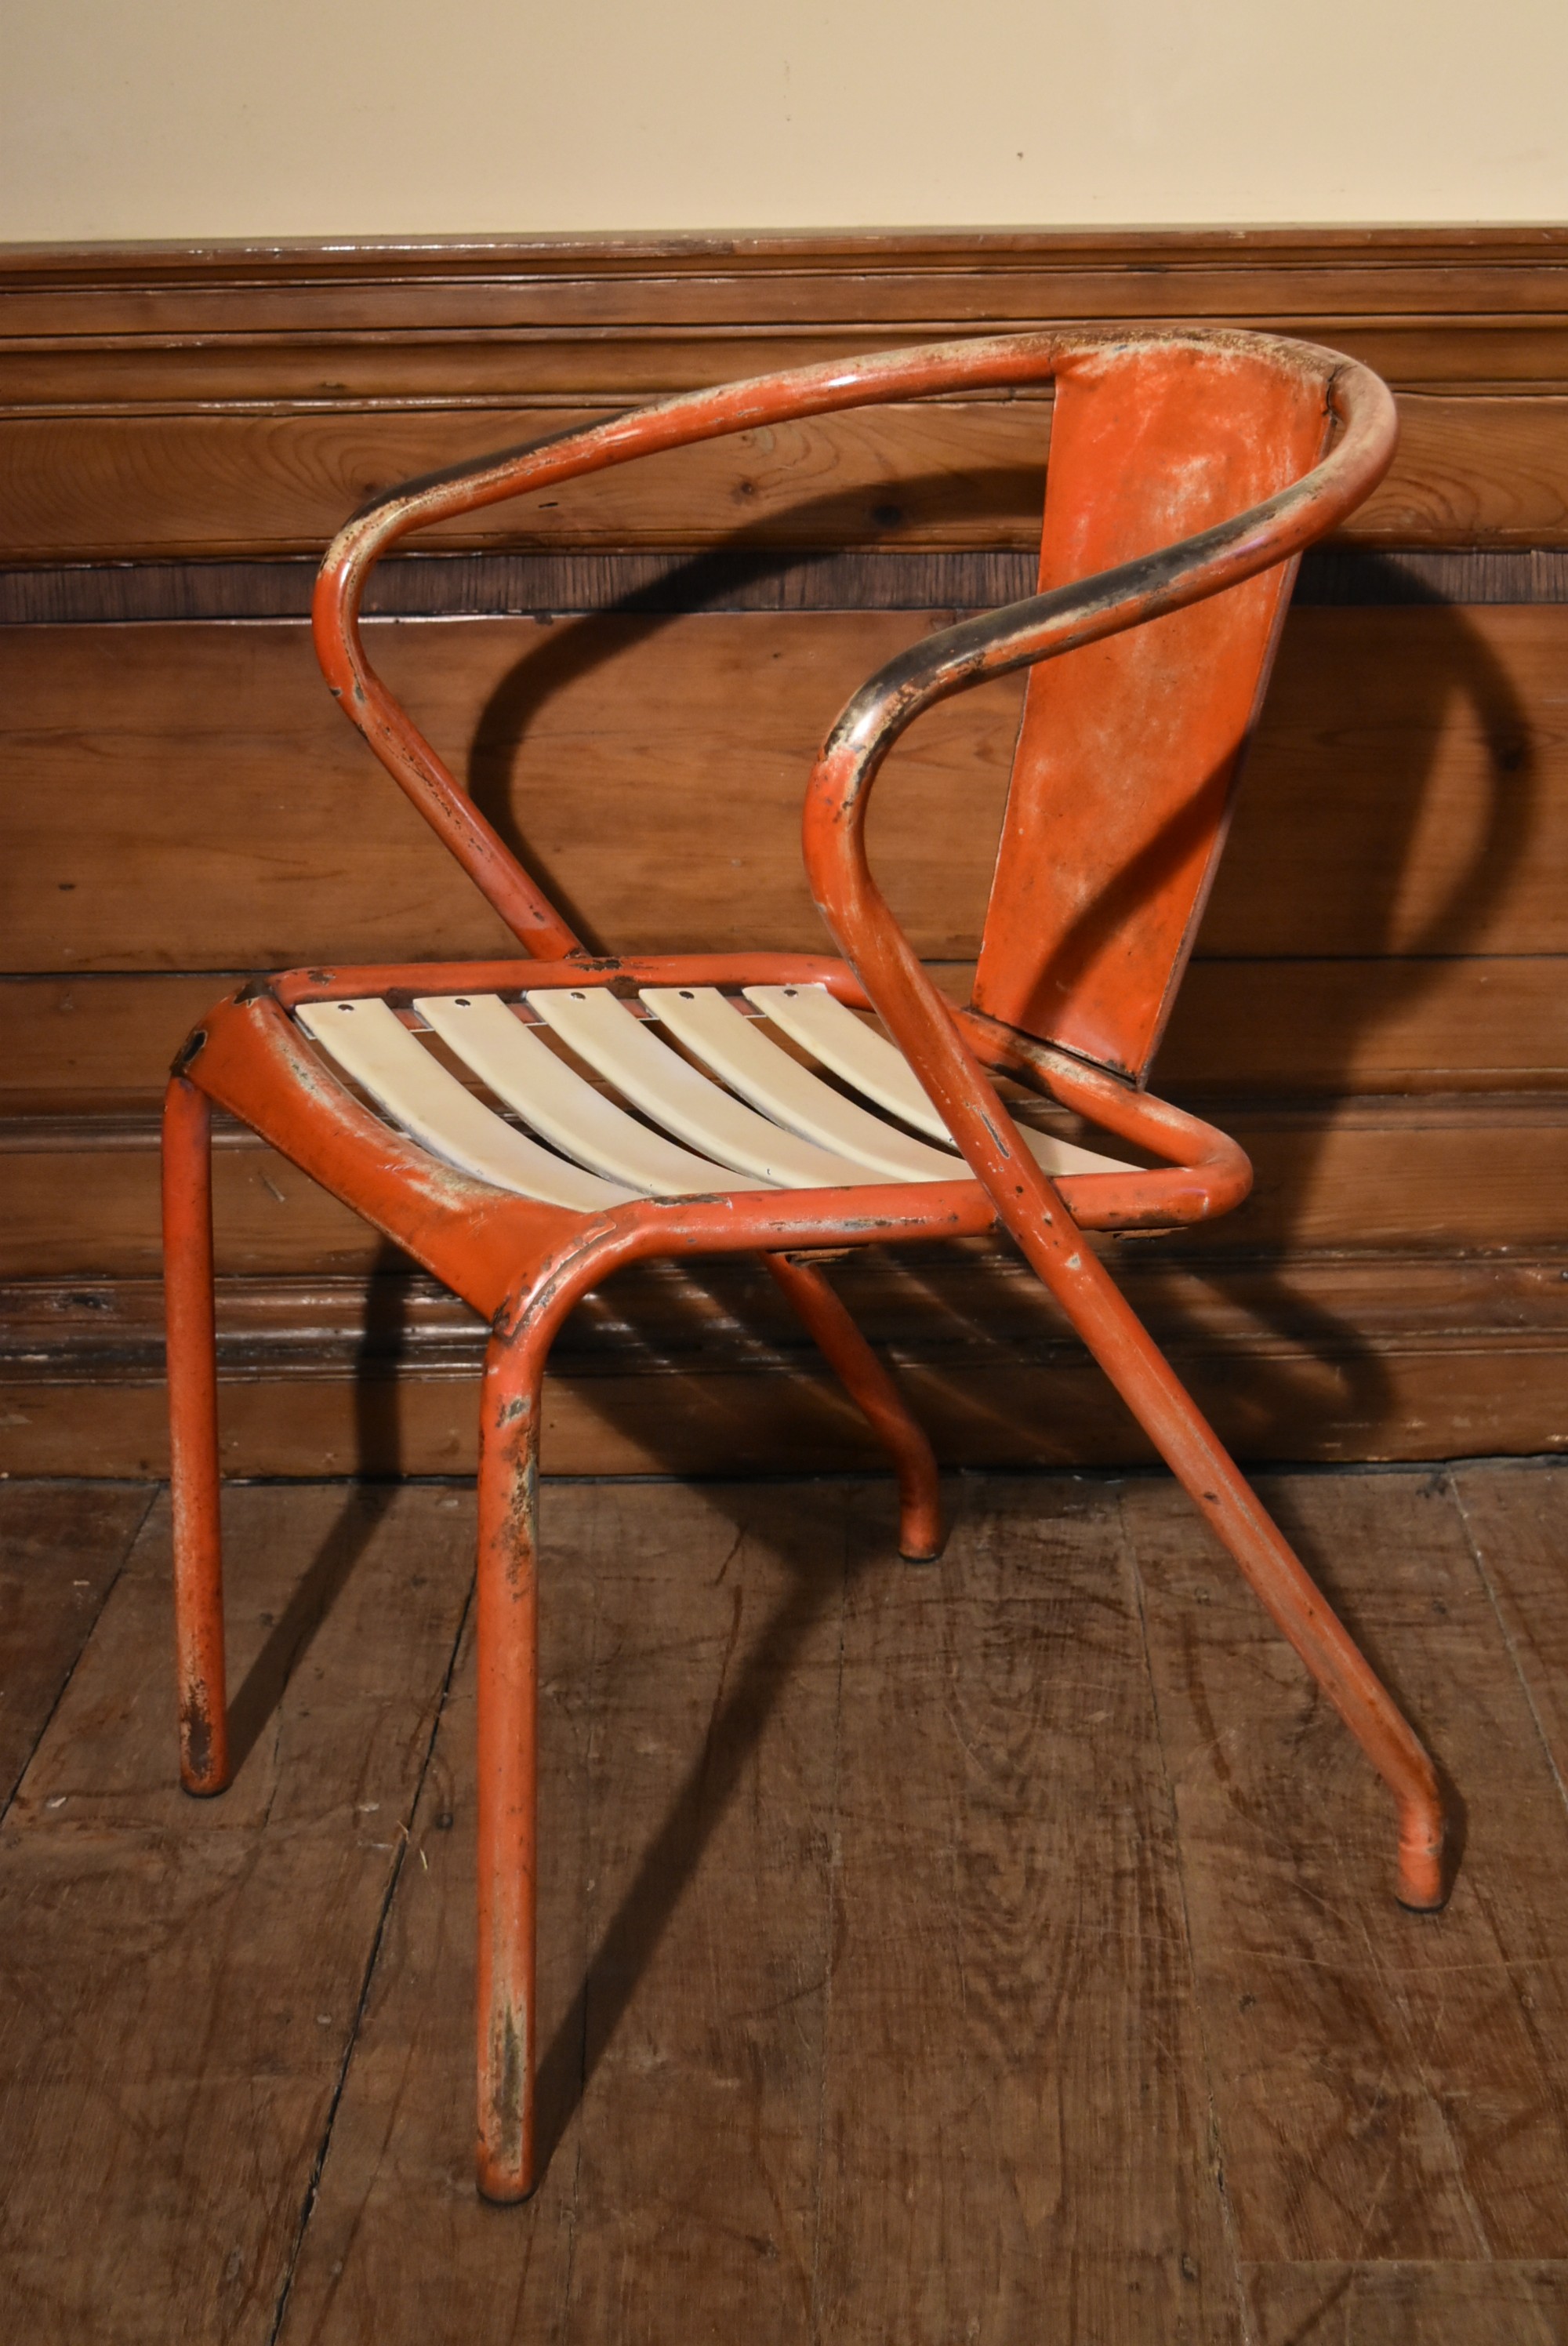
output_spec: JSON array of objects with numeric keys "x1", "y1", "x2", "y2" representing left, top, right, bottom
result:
[
  {"x1": 797, "y1": 354, "x2": 1395, "y2": 1224},
  {"x1": 314, "y1": 331, "x2": 1072, "y2": 954},
  {"x1": 310, "y1": 327, "x2": 1387, "y2": 961}
]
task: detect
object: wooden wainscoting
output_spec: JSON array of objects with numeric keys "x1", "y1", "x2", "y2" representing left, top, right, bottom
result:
[{"x1": 1, "y1": 229, "x2": 1565, "y2": 1473}]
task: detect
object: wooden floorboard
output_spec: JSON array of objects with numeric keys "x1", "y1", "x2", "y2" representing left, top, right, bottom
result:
[
  {"x1": 0, "y1": 1480, "x2": 152, "y2": 1810},
  {"x1": 4, "y1": 1466, "x2": 1568, "y2": 2339},
  {"x1": 270, "y1": 1503, "x2": 584, "y2": 2345},
  {"x1": 811, "y1": 1476, "x2": 1241, "y2": 2344},
  {"x1": 1123, "y1": 1468, "x2": 1568, "y2": 2269},
  {"x1": 1449, "y1": 1461, "x2": 1568, "y2": 1825},
  {"x1": 0, "y1": 1483, "x2": 474, "y2": 2344},
  {"x1": 1243, "y1": 2259, "x2": 1568, "y2": 2344}
]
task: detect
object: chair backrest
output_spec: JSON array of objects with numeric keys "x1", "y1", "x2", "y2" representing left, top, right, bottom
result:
[
  {"x1": 314, "y1": 330, "x2": 1388, "y2": 1087},
  {"x1": 971, "y1": 339, "x2": 1330, "y2": 1084}
]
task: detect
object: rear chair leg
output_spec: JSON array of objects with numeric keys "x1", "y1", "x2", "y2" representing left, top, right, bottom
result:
[
  {"x1": 1047, "y1": 1250, "x2": 1447, "y2": 1910},
  {"x1": 763, "y1": 1250, "x2": 944, "y2": 1560},
  {"x1": 474, "y1": 1313, "x2": 549, "y2": 2202},
  {"x1": 162, "y1": 1074, "x2": 229, "y2": 1796}
]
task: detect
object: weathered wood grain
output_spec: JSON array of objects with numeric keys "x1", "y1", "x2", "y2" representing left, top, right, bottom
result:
[
  {"x1": 281, "y1": 1478, "x2": 849, "y2": 2344},
  {"x1": 1368, "y1": 396, "x2": 1568, "y2": 545},
  {"x1": 1449, "y1": 1462, "x2": 1568, "y2": 1818},
  {"x1": 2, "y1": 314, "x2": 1560, "y2": 403},
  {"x1": 1, "y1": 1091, "x2": 1559, "y2": 1280},
  {"x1": 1207, "y1": 608, "x2": 1568, "y2": 961},
  {"x1": 1124, "y1": 1468, "x2": 1568, "y2": 2265},
  {"x1": 0, "y1": 1481, "x2": 152, "y2": 1808},
  {"x1": 1244, "y1": 2261, "x2": 1568, "y2": 2344},
  {"x1": 0, "y1": 402, "x2": 1051, "y2": 563},
  {"x1": 0, "y1": 1484, "x2": 474, "y2": 2343},
  {"x1": 3, "y1": 606, "x2": 1566, "y2": 971},
  {"x1": 2, "y1": 950, "x2": 1563, "y2": 1117},
  {"x1": 6, "y1": 1462, "x2": 1568, "y2": 2333},
  {"x1": 559, "y1": 1481, "x2": 845, "y2": 2341},
  {"x1": 270, "y1": 1500, "x2": 585, "y2": 2344},
  {"x1": 812, "y1": 1475, "x2": 1241, "y2": 2343},
  {"x1": 2, "y1": 394, "x2": 1566, "y2": 561},
  {"x1": 0, "y1": 950, "x2": 1559, "y2": 1115},
  {"x1": 1157, "y1": 955, "x2": 1568, "y2": 1094},
  {"x1": 4, "y1": 1242, "x2": 1568, "y2": 1479},
  {"x1": 3, "y1": 1255, "x2": 1568, "y2": 1478},
  {"x1": 0, "y1": 611, "x2": 1011, "y2": 970},
  {"x1": 2, "y1": 232, "x2": 1563, "y2": 1484}
]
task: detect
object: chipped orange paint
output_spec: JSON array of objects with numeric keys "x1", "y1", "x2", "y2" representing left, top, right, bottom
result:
[{"x1": 165, "y1": 328, "x2": 1446, "y2": 2205}]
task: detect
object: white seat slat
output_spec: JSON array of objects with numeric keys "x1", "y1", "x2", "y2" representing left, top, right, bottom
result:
[
  {"x1": 745, "y1": 982, "x2": 1131, "y2": 1178},
  {"x1": 296, "y1": 998, "x2": 633, "y2": 1211},
  {"x1": 525, "y1": 986, "x2": 883, "y2": 1189},
  {"x1": 415, "y1": 993, "x2": 766, "y2": 1197},
  {"x1": 641, "y1": 986, "x2": 961, "y2": 1182}
]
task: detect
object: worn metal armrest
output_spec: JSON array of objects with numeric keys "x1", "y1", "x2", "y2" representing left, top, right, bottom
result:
[
  {"x1": 310, "y1": 329, "x2": 1392, "y2": 971},
  {"x1": 311, "y1": 332, "x2": 1072, "y2": 954},
  {"x1": 797, "y1": 356, "x2": 1394, "y2": 1219}
]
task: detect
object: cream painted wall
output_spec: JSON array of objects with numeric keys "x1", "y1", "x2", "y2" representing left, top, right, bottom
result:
[{"x1": 3, "y1": 0, "x2": 1566, "y2": 243}]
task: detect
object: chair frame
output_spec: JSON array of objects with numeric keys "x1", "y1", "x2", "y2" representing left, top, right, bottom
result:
[{"x1": 162, "y1": 327, "x2": 1448, "y2": 2202}]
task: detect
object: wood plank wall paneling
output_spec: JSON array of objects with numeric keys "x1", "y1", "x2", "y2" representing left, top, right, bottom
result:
[{"x1": 0, "y1": 228, "x2": 1565, "y2": 1473}]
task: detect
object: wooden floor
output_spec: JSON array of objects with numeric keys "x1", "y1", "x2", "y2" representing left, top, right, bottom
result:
[{"x1": 3, "y1": 1466, "x2": 1568, "y2": 2343}]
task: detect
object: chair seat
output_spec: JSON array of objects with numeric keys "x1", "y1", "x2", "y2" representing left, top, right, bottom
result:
[{"x1": 294, "y1": 979, "x2": 1129, "y2": 1213}]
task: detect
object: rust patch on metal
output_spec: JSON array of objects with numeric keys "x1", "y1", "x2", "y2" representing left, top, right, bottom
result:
[
  {"x1": 180, "y1": 1690, "x2": 213, "y2": 1787},
  {"x1": 488, "y1": 2008, "x2": 524, "y2": 2172}
]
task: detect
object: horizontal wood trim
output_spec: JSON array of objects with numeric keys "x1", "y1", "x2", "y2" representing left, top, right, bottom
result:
[
  {"x1": 1, "y1": 954, "x2": 1562, "y2": 1116},
  {"x1": 2, "y1": 1301, "x2": 1564, "y2": 1478},
  {"x1": 3, "y1": 237, "x2": 1568, "y2": 567},
  {"x1": 8, "y1": 1254, "x2": 1565, "y2": 1377},
  {"x1": 1370, "y1": 395, "x2": 1568, "y2": 544},
  {"x1": 0, "y1": 401, "x2": 1046, "y2": 565},
  {"x1": 1157, "y1": 956, "x2": 1568, "y2": 1093},
  {"x1": 5, "y1": 546, "x2": 1568, "y2": 628},
  {"x1": 5, "y1": 223, "x2": 1567, "y2": 288},
  {"x1": 2, "y1": 234, "x2": 1562, "y2": 1471},
  {"x1": 2, "y1": 396, "x2": 1566, "y2": 565},
  {"x1": 2, "y1": 605, "x2": 1561, "y2": 971},
  {"x1": 0, "y1": 1095, "x2": 1560, "y2": 1278}
]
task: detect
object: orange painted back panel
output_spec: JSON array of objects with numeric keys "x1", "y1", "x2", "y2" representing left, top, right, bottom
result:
[{"x1": 971, "y1": 341, "x2": 1330, "y2": 1082}]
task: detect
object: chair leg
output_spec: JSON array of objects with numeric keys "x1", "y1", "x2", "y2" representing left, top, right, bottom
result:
[
  {"x1": 762, "y1": 1250, "x2": 944, "y2": 1560},
  {"x1": 162, "y1": 1075, "x2": 229, "y2": 1796},
  {"x1": 1045, "y1": 1249, "x2": 1448, "y2": 1909},
  {"x1": 474, "y1": 1310, "x2": 551, "y2": 2202}
]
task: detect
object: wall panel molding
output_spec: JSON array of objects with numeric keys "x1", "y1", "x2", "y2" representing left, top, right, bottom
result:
[{"x1": 2, "y1": 230, "x2": 1564, "y2": 1472}]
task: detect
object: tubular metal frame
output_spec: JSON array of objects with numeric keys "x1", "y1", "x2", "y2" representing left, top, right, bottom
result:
[{"x1": 162, "y1": 327, "x2": 1449, "y2": 2203}]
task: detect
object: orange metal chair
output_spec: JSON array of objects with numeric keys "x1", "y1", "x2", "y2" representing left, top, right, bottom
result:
[{"x1": 163, "y1": 327, "x2": 1450, "y2": 2201}]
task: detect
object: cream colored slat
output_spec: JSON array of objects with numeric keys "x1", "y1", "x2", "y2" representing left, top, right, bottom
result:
[
  {"x1": 525, "y1": 985, "x2": 882, "y2": 1189},
  {"x1": 416, "y1": 993, "x2": 766, "y2": 1196},
  {"x1": 295, "y1": 997, "x2": 632, "y2": 1211},
  {"x1": 744, "y1": 982, "x2": 1131, "y2": 1178},
  {"x1": 642, "y1": 986, "x2": 962, "y2": 1182}
]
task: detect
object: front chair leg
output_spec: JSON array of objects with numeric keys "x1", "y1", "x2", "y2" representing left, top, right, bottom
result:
[
  {"x1": 474, "y1": 1309, "x2": 551, "y2": 2202},
  {"x1": 1051, "y1": 1254, "x2": 1448, "y2": 1910},
  {"x1": 762, "y1": 1250, "x2": 944, "y2": 1560},
  {"x1": 162, "y1": 1074, "x2": 229, "y2": 1796}
]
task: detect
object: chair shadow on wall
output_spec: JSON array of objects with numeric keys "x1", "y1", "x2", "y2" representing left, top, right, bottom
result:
[
  {"x1": 466, "y1": 530, "x2": 1533, "y2": 2166},
  {"x1": 1149, "y1": 568, "x2": 1536, "y2": 1466},
  {"x1": 462, "y1": 525, "x2": 1537, "y2": 1478},
  {"x1": 226, "y1": 486, "x2": 1535, "y2": 2169}
]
